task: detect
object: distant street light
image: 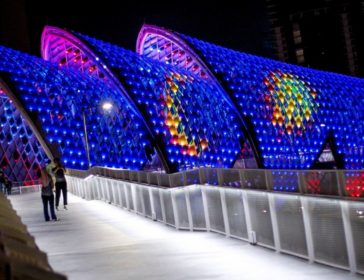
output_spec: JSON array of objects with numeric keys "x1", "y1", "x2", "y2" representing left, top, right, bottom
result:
[{"x1": 82, "y1": 101, "x2": 114, "y2": 169}]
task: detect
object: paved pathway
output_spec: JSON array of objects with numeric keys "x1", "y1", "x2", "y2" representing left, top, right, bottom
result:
[{"x1": 9, "y1": 192, "x2": 363, "y2": 280}]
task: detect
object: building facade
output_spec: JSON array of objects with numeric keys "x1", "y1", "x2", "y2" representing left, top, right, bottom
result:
[{"x1": 265, "y1": 0, "x2": 364, "y2": 77}]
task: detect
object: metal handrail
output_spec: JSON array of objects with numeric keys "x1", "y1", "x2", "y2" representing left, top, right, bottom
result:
[{"x1": 66, "y1": 166, "x2": 364, "y2": 199}]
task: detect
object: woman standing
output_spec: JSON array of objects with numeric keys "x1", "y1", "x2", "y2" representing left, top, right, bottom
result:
[
  {"x1": 40, "y1": 165, "x2": 58, "y2": 221},
  {"x1": 53, "y1": 158, "x2": 68, "y2": 210}
]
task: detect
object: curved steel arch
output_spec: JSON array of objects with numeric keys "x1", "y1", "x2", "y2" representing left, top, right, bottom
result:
[
  {"x1": 0, "y1": 77, "x2": 50, "y2": 182},
  {"x1": 41, "y1": 26, "x2": 170, "y2": 172},
  {"x1": 42, "y1": 26, "x2": 141, "y2": 117},
  {"x1": 136, "y1": 24, "x2": 262, "y2": 168},
  {"x1": 137, "y1": 24, "x2": 211, "y2": 80},
  {"x1": 0, "y1": 77, "x2": 53, "y2": 160},
  {"x1": 70, "y1": 29, "x2": 245, "y2": 172},
  {"x1": 142, "y1": 25, "x2": 364, "y2": 170},
  {"x1": 0, "y1": 43, "x2": 154, "y2": 171}
]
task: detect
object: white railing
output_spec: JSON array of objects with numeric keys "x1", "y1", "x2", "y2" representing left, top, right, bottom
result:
[
  {"x1": 10, "y1": 184, "x2": 42, "y2": 195},
  {"x1": 67, "y1": 174, "x2": 364, "y2": 275},
  {"x1": 68, "y1": 167, "x2": 364, "y2": 199}
]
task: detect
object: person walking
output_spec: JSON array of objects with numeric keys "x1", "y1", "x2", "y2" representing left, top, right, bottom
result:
[
  {"x1": 46, "y1": 159, "x2": 55, "y2": 187},
  {"x1": 0, "y1": 170, "x2": 5, "y2": 194},
  {"x1": 40, "y1": 165, "x2": 58, "y2": 222},
  {"x1": 53, "y1": 158, "x2": 68, "y2": 210},
  {"x1": 4, "y1": 177, "x2": 12, "y2": 195}
]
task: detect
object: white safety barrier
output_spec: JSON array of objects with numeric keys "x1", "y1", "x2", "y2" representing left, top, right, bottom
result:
[
  {"x1": 11, "y1": 184, "x2": 42, "y2": 195},
  {"x1": 67, "y1": 175, "x2": 364, "y2": 275},
  {"x1": 68, "y1": 167, "x2": 364, "y2": 199}
]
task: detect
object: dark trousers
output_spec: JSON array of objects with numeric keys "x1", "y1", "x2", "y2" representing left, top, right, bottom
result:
[
  {"x1": 6, "y1": 187, "x2": 11, "y2": 195},
  {"x1": 42, "y1": 195, "x2": 57, "y2": 221},
  {"x1": 55, "y1": 181, "x2": 68, "y2": 207}
]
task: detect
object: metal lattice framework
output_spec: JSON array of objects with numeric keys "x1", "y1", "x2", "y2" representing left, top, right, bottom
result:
[
  {"x1": 0, "y1": 45, "x2": 153, "y2": 172},
  {"x1": 136, "y1": 24, "x2": 364, "y2": 170},
  {"x1": 0, "y1": 83, "x2": 47, "y2": 183},
  {"x1": 3, "y1": 23, "x2": 364, "y2": 183},
  {"x1": 42, "y1": 26, "x2": 247, "y2": 173}
]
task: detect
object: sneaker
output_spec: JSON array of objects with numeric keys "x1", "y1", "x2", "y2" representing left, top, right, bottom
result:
[
  {"x1": 53, "y1": 218, "x2": 60, "y2": 222},
  {"x1": 64, "y1": 205, "x2": 68, "y2": 210}
]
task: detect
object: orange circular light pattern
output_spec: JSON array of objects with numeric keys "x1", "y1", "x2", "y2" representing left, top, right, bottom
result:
[
  {"x1": 162, "y1": 72, "x2": 208, "y2": 157},
  {"x1": 263, "y1": 70, "x2": 318, "y2": 136}
]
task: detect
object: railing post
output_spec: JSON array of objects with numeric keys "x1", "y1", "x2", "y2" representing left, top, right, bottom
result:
[
  {"x1": 110, "y1": 180, "x2": 116, "y2": 205},
  {"x1": 106, "y1": 180, "x2": 111, "y2": 203},
  {"x1": 149, "y1": 188, "x2": 157, "y2": 221},
  {"x1": 117, "y1": 182, "x2": 123, "y2": 207},
  {"x1": 242, "y1": 191, "x2": 255, "y2": 244},
  {"x1": 300, "y1": 196, "x2": 315, "y2": 263},
  {"x1": 265, "y1": 170, "x2": 273, "y2": 191},
  {"x1": 169, "y1": 174, "x2": 173, "y2": 188},
  {"x1": 131, "y1": 184, "x2": 137, "y2": 213},
  {"x1": 297, "y1": 171, "x2": 304, "y2": 194},
  {"x1": 201, "y1": 186, "x2": 210, "y2": 231},
  {"x1": 239, "y1": 169, "x2": 245, "y2": 188},
  {"x1": 336, "y1": 170, "x2": 345, "y2": 197},
  {"x1": 340, "y1": 200, "x2": 357, "y2": 273},
  {"x1": 217, "y1": 169, "x2": 224, "y2": 186},
  {"x1": 157, "y1": 173, "x2": 161, "y2": 186},
  {"x1": 159, "y1": 189, "x2": 166, "y2": 224},
  {"x1": 183, "y1": 171, "x2": 187, "y2": 186},
  {"x1": 171, "y1": 191, "x2": 179, "y2": 229},
  {"x1": 147, "y1": 172, "x2": 151, "y2": 185},
  {"x1": 199, "y1": 168, "x2": 205, "y2": 185},
  {"x1": 268, "y1": 193, "x2": 281, "y2": 252},
  {"x1": 140, "y1": 186, "x2": 146, "y2": 216},
  {"x1": 124, "y1": 183, "x2": 130, "y2": 210},
  {"x1": 184, "y1": 188, "x2": 193, "y2": 231},
  {"x1": 220, "y1": 188, "x2": 230, "y2": 237}
]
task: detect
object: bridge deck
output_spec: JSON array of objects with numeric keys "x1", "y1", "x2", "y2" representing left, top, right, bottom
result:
[{"x1": 9, "y1": 192, "x2": 361, "y2": 280}]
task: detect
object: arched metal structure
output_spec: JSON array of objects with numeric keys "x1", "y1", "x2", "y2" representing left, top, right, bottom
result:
[
  {"x1": 137, "y1": 24, "x2": 262, "y2": 169},
  {"x1": 42, "y1": 27, "x2": 247, "y2": 173},
  {"x1": 42, "y1": 26, "x2": 169, "y2": 172},
  {"x1": 136, "y1": 24, "x2": 364, "y2": 170},
  {"x1": 0, "y1": 45, "x2": 153, "y2": 171},
  {"x1": 0, "y1": 80, "x2": 48, "y2": 183},
  {"x1": 3, "y1": 22, "x2": 364, "y2": 182}
]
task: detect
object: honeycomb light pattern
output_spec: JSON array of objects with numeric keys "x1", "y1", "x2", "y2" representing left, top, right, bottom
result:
[
  {"x1": 74, "y1": 33, "x2": 244, "y2": 171},
  {"x1": 0, "y1": 45, "x2": 152, "y2": 171},
  {"x1": 263, "y1": 70, "x2": 318, "y2": 138},
  {"x1": 176, "y1": 33, "x2": 364, "y2": 170},
  {"x1": 139, "y1": 32, "x2": 209, "y2": 80},
  {"x1": 162, "y1": 72, "x2": 209, "y2": 156},
  {"x1": 48, "y1": 41, "x2": 107, "y2": 81},
  {"x1": 0, "y1": 88, "x2": 47, "y2": 184}
]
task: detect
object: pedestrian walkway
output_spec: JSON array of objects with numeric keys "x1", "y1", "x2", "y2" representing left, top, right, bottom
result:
[{"x1": 9, "y1": 192, "x2": 362, "y2": 280}]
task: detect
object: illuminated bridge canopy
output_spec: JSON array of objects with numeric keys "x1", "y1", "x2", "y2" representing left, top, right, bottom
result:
[
  {"x1": 2, "y1": 23, "x2": 364, "y2": 184},
  {"x1": 41, "y1": 27, "x2": 247, "y2": 173},
  {"x1": 137, "y1": 24, "x2": 364, "y2": 170},
  {"x1": 0, "y1": 45, "x2": 153, "y2": 171},
  {"x1": 0, "y1": 83, "x2": 47, "y2": 183}
]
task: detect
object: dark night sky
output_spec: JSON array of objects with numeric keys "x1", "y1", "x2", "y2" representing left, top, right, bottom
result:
[{"x1": 14, "y1": 0, "x2": 269, "y2": 57}]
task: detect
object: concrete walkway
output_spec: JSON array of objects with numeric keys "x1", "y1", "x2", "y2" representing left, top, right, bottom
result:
[{"x1": 9, "y1": 192, "x2": 363, "y2": 280}]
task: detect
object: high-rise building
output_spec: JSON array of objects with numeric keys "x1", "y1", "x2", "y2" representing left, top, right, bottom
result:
[{"x1": 266, "y1": 0, "x2": 364, "y2": 77}]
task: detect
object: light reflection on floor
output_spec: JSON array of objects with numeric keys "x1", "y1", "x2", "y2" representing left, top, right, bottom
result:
[{"x1": 10, "y1": 193, "x2": 362, "y2": 280}]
